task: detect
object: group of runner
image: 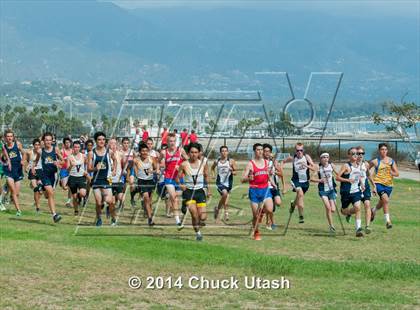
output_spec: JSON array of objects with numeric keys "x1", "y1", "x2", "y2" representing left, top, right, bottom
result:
[{"x1": 0, "y1": 129, "x2": 399, "y2": 241}]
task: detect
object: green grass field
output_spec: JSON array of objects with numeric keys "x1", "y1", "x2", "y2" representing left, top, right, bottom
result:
[{"x1": 1, "y1": 170, "x2": 419, "y2": 309}]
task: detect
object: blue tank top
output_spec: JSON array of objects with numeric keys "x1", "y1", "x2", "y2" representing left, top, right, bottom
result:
[
  {"x1": 41, "y1": 148, "x2": 58, "y2": 175},
  {"x1": 93, "y1": 148, "x2": 111, "y2": 181},
  {"x1": 6, "y1": 142, "x2": 22, "y2": 167}
]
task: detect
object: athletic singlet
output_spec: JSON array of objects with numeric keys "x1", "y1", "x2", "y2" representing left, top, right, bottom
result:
[
  {"x1": 184, "y1": 160, "x2": 204, "y2": 190},
  {"x1": 111, "y1": 151, "x2": 123, "y2": 183},
  {"x1": 216, "y1": 158, "x2": 232, "y2": 187},
  {"x1": 136, "y1": 157, "x2": 154, "y2": 180},
  {"x1": 249, "y1": 160, "x2": 269, "y2": 189},
  {"x1": 318, "y1": 163, "x2": 335, "y2": 192},
  {"x1": 164, "y1": 148, "x2": 183, "y2": 179},
  {"x1": 373, "y1": 157, "x2": 394, "y2": 187},
  {"x1": 340, "y1": 162, "x2": 361, "y2": 194},
  {"x1": 28, "y1": 150, "x2": 42, "y2": 170},
  {"x1": 292, "y1": 155, "x2": 310, "y2": 183},
  {"x1": 5, "y1": 142, "x2": 22, "y2": 167},
  {"x1": 92, "y1": 148, "x2": 112, "y2": 181},
  {"x1": 69, "y1": 153, "x2": 85, "y2": 177},
  {"x1": 267, "y1": 159, "x2": 279, "y2": 189},
  {"x1": 41, "y1": 148, "x2": 58, "y2": 175},
  {"x1": 359, "y1": 161, "x2": 369, "y2": 187},
  {"x1": 61, "y1": 149, "x2": 71, "y2": 169}
]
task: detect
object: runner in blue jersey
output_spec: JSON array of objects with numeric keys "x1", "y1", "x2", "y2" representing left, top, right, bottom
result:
[
  {"x1": 3, "y1": 129, "x2": 26, "y2": 216},
  {"x1": 33, "y1": 132, "x2": 63, "y2": 223}
]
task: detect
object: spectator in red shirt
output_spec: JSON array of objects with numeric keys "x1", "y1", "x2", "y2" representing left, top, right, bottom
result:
[
  {"x1": 189, "y1": 130, "x2": 198, "y2": 143},
  {"x1": 142, "y1": 126, "x2": 149, "y2": 142},
  {"x1": 180, "y1": 128, "x2": 189, "y2": 147},
  {"x1": 161, "y1": 127, "x2": 169, "y2": 147}
]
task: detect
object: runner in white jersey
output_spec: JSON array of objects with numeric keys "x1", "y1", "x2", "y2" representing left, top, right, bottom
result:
[
  {"x1": 121, "y1": 137, "x2": 137, "y2": 207},
  {"x1": 212, "y1": 145, "x2": 236, "y2": 222},
  {"x1": 263, "y1": 143, "x2": 284, "y2": 230},
  {"x1": 177, "y1": 142, "x2": 210, "y2": 241},
  {"x1": 283, "y1": 142, "x2": 315, "y2": 224},
  {"x1": 26, "y1": 138, "x2": 43, "y2": 213},
  {"x1": 311, "y1": 152, "x2": 339, "y2": 233},
  {"x1": 356, "y1": 146, "x2": 376, "y2": 234},
  {"x1": 67, "y1": 140, "x2": 87, "y2": 215},
  {"x1": 134, "y1": 142, "x2": 158, "y2": 226},
  {"x1": 109, "y1": 138, "x2": 126, "y2": 211},
  {"x1": 336, "y1": 147, "x2": 364, "y2": 237}
]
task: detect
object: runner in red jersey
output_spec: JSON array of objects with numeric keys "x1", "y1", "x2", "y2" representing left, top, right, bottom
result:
[
  {"x1": 180, "y1": 128, "x2": 189, "y2": 149},
  {"x1": 161, "y1": 127, "x2": 169, "y2": 147},
  {"x1": 160, "y1": 133, "x2": 188, "y2": 228},
  {"x1": 242, "y1": 143, "x2": 274, "y2": 240}
]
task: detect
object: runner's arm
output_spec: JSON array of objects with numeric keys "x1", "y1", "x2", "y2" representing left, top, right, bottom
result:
[
  {"x1": 310, "y1": 165, "x2": 322, "y2": 183},
  {"x1": 391, "y1": 159, "x2": 399, "y2": 177},
  {"x1": 211, "y1": 160, "x2": 217, "y2": 178},
  {"x1": 203, "y1": 163, "x2": 211, "y2": 196},
  {"x1": 305, "y1": 155, "x2": 316, "y2": 172},
  {"x1": 241, "y1": 161, "x2": 253, "y2": 183},
  {"x1": 175, "y1": 162, "x2": 186, "y2": 191},
  {"x1": 231, "y1": 159, "x2": 237, "y2": 175},
  {"x1": 87, "y1": 151, "x2": 94, "y2": 172},
  {"x1": 335, "y1": 164, "x2": 353, "y2": 183}
]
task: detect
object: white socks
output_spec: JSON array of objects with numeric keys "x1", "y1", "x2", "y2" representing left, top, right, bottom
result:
[
  {"x1": 175, "y1": 215, "x2": 180, "y2": 224},
  {"x1": 356, "y1": 219, "x2": 361, "y2": 230},
  {"x1": 384, "y1": 213, "x2": 390, "y2": 223}
]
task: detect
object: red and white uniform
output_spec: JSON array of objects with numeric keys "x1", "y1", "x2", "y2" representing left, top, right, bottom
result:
[
  {"x1": 249, "y1": 160, "x2": 269, "y2": 189},
  {"x1": 164, "y1": 149, "x2": 183, "y2": 179}
]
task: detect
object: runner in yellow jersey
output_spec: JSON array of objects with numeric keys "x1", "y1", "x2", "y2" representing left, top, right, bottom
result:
[{"x1": 369, "y1": 143, "x2": 399, "y2": 229}]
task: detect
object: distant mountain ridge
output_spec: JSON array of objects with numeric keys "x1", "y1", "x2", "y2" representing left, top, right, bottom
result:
[{"x1": 1, "y1": 0, "x2": 418, "y2": 102}]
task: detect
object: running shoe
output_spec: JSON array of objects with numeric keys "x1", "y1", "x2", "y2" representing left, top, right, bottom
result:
[
  {"x1": 329, "y1": 226, "x2": 336, "y2": 234},
  {"x1": 16, "y1": 210, "x2": 22, "y2": 217},
  {"x1": 53, "y1": 213, "x2": 62, "y2": 223},
  {"x1": 177, "y1": 222, "x2": 184, "y2": 231},
  {"x1": 299, "y1": 215, "x2": 304, "y2": 224},
  {"x1": 356, "y1": 227, "x2": 364, "y2": 237},
  {"x1": 265, "y1": 225, "x2": 273, "y2": 231},
  {"x1": 35, "y1": 208, "x2": 40, "y2": 214},
  {"x1": 111, "y1": 218, "x2": 117, "y2": 226},
  {"x1": 365, "y1": 226, "x2": 372, "y2": 234},
  {"x1": 148, "y1": 218, "x2": 155, "y2": 227},
  {"x1": 95, "y1": 217, "x2": 102, "y2": 227},
  {"x1": 65, "y1": 199, "x2": 72, "y2": 208},
  {"x1": 289, "y1": 201, "x2": 295, "y2": 213},
  {"x1": 0, "y1": 203, "x2": 6, "y2": 211},
  {"x1": 370, "y1": 208, "x2": 376, "y2": 222},
  {"x1": 196, "y1": 234, "x2": 203, "y2": 241},
  {"x1": 271, "y1": 224, "x2": 278, "y2": 230},
  {"x1": 224, "y1": 212, "x2": 229, "y2": 221},
  {"x1": 386, "y1": 222, "x2": 393, "y2": 229},
  {"x1": 253, "y1": 230, "x2": 261, "y2": 241},
  {"x1": 74, "y1": 210, "x2": 79, "y2": 216}
]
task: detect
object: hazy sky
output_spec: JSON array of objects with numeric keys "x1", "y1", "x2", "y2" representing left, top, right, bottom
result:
[{"x1": 112, "y1": 0, "x2": 420, "y2": 17}]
